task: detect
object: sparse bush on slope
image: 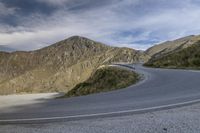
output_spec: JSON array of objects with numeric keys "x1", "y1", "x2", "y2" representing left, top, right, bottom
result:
[{"x1": 64, "y1": 66, "x2": 139, "y2": 98}]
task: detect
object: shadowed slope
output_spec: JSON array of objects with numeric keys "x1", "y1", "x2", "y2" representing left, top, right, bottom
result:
[
  {"x1": 64, "y1": 66, "x2": 139, "y2": 98},
  {"x1": 144, "y1": 41, "x2": 200, "y2": 69}
]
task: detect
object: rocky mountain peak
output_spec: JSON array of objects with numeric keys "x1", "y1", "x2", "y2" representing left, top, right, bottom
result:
[{"x1": 0, "y1": 36, "x2": 149, "y2": 95}]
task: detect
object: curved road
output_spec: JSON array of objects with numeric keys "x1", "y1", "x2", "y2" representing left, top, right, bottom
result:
[{"x1": 1, "y1": 64, "x2": 200, "y2": 124}]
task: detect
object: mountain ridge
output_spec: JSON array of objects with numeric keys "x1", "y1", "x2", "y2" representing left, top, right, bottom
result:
[
  {"x1": 145, "y1": 35, "x2": 200, "y2": 58},
  {"x1": 144, "y1": 34, "x2": 200, "y2": 69},
  {"x1": 0, "y1": 45, "x2": 16, "y2": 52},
  {"x1": 144, "y1": 40, "x2": 200, "y2": 69},
  {"x1": 0, "y1": 36, "x2": 149, "y2": 95}
]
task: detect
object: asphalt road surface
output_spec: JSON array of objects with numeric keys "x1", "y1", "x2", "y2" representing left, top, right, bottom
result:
[{"x1": 1, "y1": 64, "x2": 200, "y2": 124}]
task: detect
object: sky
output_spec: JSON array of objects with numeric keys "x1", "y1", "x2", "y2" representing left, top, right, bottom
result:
[{"x1": 1, "y1": 0, "x2": 200, "y2": 50}]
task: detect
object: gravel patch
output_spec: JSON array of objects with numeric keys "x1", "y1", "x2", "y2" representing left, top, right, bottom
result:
[
  {"x1": 1, "y1": 103, "x2": 200, "y2": 133},
  {"x1": 0, "y1": 93, "x2": 62, "y2": 113}
]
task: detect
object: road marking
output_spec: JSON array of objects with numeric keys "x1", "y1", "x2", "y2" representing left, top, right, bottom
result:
[{"x1": 1, "y1": 98, "x2": 200, "y2": 123}]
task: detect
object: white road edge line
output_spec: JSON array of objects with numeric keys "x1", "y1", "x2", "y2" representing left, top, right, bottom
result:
[{"x1": 1, "y1": 98, "x2": 200, "y2": 122}]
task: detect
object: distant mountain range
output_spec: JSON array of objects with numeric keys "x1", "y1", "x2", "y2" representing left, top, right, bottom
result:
[
  {"x1": 1, "y1": 34, "x2": 200, "y2": 95},
  {"x1": 0, "y1": 45, "x2": 16, "y2": 52},
  {"x1": 0, "y1": 36, "x2": 149, "y2": 95}
]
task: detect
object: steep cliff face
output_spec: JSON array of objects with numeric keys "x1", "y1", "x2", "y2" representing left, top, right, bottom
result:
[{"x1": 0, "y1": 36, "x2": 148, "y2": 95}]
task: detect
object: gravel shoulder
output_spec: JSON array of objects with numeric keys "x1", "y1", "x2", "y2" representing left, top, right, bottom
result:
[
  {"x1": 0, "y1": 93, "x2": 62, "y2": 113},
  {"x1": 1, "y1": 103, "x2": 200, "y2": 133}
]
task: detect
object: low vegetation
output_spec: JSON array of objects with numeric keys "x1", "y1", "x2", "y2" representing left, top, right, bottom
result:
[
  {"x1": 63, "y1": 66, "x2": 139, "y2": 98},
  {"x1": 144, "y1": 41, "x2": 200, "y2": 69}
]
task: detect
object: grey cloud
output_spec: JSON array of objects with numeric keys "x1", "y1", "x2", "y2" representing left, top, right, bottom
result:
[
  {"x1": 1, "y1": 0, "x2": 200, "y2": 50},
  {"x1": 0, "y1": 2, "x2": 17, "y2": 16}
]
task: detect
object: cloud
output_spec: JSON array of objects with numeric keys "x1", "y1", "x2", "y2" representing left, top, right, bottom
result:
[
  {"x1": 0, "y1": 2, "x2": 17, "y2": 16},
  {"x1": 1, "y1": 0, "x2": 200, "y2": 50},
  {"x1": 36, "y1": 0, "x2": 70, "y2": 5}
]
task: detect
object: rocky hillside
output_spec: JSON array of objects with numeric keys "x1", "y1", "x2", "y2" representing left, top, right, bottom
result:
[
  {"x1": 0, "y1": 36, "x2": 149, "y2": 95},
  {"x1": 146, "y1": 35, "x2": 200, "y2": 58},
  {"x1": 64, "y1": 66, "x2": 139, "y2": 98},
  {"x1": 144, "y1": 40, "x2": 200, "y2": 69}
]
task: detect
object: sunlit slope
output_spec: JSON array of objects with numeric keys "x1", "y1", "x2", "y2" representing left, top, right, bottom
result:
[{"x1": 0, "y1": 36, "x2": 148, "y2": 95}]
